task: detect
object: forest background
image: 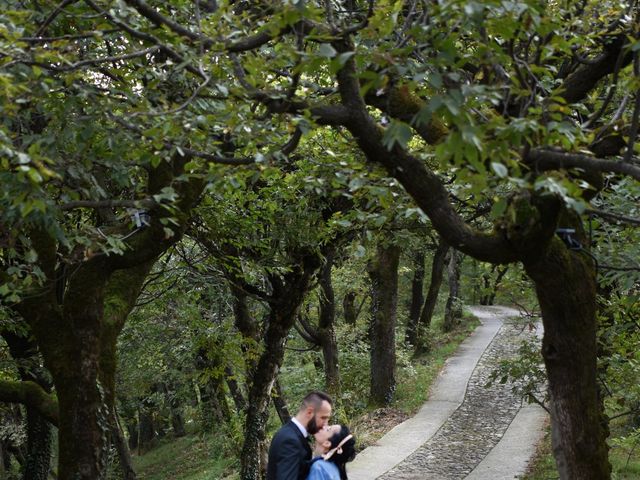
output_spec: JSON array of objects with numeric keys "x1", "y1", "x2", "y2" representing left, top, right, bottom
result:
[{"x1": 1, "y1": 1, "x2": 640, "y2": 479}]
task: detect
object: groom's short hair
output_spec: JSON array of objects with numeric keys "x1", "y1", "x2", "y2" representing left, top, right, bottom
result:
[{"x1": 300, "y1": 391, "x2": 332, "y2": 411}]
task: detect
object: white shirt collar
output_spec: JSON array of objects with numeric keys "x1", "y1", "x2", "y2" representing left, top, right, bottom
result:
[{"x1": 291, "y1": 417, "x2": 309, "y2": 438}]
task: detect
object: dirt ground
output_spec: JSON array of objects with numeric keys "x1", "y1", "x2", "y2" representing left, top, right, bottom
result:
[{"x1": 351, "y1": 407, "x2": 411, "y2": 451}]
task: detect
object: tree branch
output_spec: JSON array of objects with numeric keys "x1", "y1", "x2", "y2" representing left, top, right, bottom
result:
[
  {"x1": 0, "y1": 380, "x2": 59, "y2": 426},
  {"x1": 84, "y1": 0, "x2": 206, "y2": 79},
  {"x1": 109, "y1": 115, "x2": 255, "y2": 165},
  {"x1": 332, "y1": 39, "x2": 546, "y2": 264},
  {"x1": 587, "y1": 208, "x2": 640, "y2": 226},
  {"x1": 526, "y1": 148, "x2": 640, "y2": 181},
  {"x1": 35, "y1": 0, "x2": 78, "y2": 37},
  {"x1": 123, "y1": 0, "x2": 283, "y2": 53},
  {"x1": 560, "y1": 36, "x2": 633, "y2": 104},
  {"x1": 295, "y1": 314, "x2": 320, "y2": 344},
  {"x1": 32, "y1": 47, "x2": 159, "y2": 72},
  {"x1": 20, "y1": 29, "x2": 120, "y2": 43},
  {"x1": 61, "y1": 199, "x2": 156, "y2": 211}
]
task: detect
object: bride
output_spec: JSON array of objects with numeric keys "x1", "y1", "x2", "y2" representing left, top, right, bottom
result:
[{"x1": 307, "y1": 424, "x2": 356, "y2": 480}]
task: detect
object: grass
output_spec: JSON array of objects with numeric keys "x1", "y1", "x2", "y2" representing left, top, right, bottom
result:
[
  {"x1": 520, "y1": 427, "x2": 558, "y2": 480},
  {"x1": 132, "y1": 434, "x2": 235, "y2": 480}
]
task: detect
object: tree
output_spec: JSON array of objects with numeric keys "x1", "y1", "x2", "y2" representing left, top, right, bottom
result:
[
  {"x1": 442, "y1": 249, "x2": 463, "y2": 333},
  {"x1": 367, "y1": 241, "x2": 401, "y2": 406}
]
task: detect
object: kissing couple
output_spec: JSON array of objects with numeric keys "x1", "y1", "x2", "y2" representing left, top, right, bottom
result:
[{"x1": 266, "y1": 391, "x2": 356, "y2": 480}]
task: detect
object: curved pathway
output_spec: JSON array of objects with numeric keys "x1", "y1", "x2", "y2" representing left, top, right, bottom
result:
[{"x1": 349, "y1": 306, "x2": 547, "y2": 480}]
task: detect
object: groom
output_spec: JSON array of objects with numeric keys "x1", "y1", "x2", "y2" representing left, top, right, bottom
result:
[{"x1": 266, "y1": 391, "x2": 333, "y2": 480}]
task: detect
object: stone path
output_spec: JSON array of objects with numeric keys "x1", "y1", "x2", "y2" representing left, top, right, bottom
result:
[{"x1": 348, "y1": 306, "x2": 547, "y2": 480}]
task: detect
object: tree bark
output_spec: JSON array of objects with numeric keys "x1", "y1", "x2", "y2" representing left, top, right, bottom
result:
[
  {"x1": 317, "y1": 250, "x2": 341, "y2": 397},
  {"x1": 525, "y1": 238, "x2": 611, "y2": 479},
  {"x1": 239, "y1": 254, "x2": 320, "y2": 480},
  {"x1": 1, "y1": 331, "x2": 53, "y2": 480},
  {"x1": 110, "y1": 408, "x2": 137, "y2": 480},
  {"x1": 367, "y1": 242, "x2": 400, "y2": 406},
  {"x1": 272, "y1": 380, "x2": 291, "y2": 425},
  {"x1": 137, "y1": 402, "x2": 156, "y2": 454},
  {"x1": 442, "y1": 249, "x2": 462, "y2": 333},
  {"x1": 405, "y1": 248, "x2": 426, "y2": 346},
  {"x1": 343, "y1": 291, "x2": 358, "y2": 325},
  {"x1": 162, "y1": 384, "x2": 186, "y2": 438},
  {"x1": 196, "y1": 352, "x2": 231, "y2": 431},
  {"x1": 240, "y1": 309, "x2": 293, "y2": 480},
  {"x1": 480, "y1": 264, "x2": 509, "y2": 305},
  {"x1": 225, "y1": 365, "x2": 247, "y2": 414},
  {"x1": 417, "y1": 238, "x2": 449, "y2": 342}
]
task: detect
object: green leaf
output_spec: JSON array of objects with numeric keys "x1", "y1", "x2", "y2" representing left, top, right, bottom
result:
[
  {"x1": 382, "y1": 121, "x2": 413, "y2": 150},
  {"x1": 317, "y1": 43, "x2": 337, "y2": 58},
  {"x1": 491, "y1": 162, "x2": 508, "y2": 178}
]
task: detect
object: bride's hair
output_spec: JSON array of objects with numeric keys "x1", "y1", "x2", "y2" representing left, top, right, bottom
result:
[{"x1": 327, "y1": 425, "x2": 356, "y2": 480}]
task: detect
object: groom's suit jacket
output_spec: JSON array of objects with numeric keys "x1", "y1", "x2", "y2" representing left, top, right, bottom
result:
[{"x1": 266, "y1": 420, "x2": 312, "y2": 480}]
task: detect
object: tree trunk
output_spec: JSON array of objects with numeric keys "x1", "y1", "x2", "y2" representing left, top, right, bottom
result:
[
  {"x1": 126, "y1": 421, "x2": 138, "y2": 451},
  {"x1": 41, "y1": 262, "x2": 111, "y2": 480},
  {"x1": 240, "y1": 311, "x2": 289, "y2": 480},
  {"x1": 367, "y1": 243, "x2": 400, "y2": 406},
  {"x1": 416, "y1": 239, "x2": 449, "y2": 350},
  {"x1": 225, "y1": 365, "x2": 247, "y2": 414},
  {"x1": 480, "y1": 264, "x2": 509, "y2": 305},
  {"x1": 1, "y1": 331, "x2": 53, "y2": 480},
  {"x1": 110, "y1": 408, "x2": 137, "y2": 480},
  {"x1": 22, "y1": 407, "x2": 52, "y2": 480},
  {"x1": 137, "y1": 402, "x2": 156, "y2": 454},
  {"x1": 343, "y1": 291, "x2": 358, "y2": 325},
  {"x1": 317, "y1": 250, "x2": 340, "y2": 397},
  {"x1": 405, "y1": 248, "x2": 426, "y2": 346},
  {"x1": 442, "y1": 249, "x2": 462, "y2": 333},
  {"x1": 239, "y1": 255, "x2": 319, "y2": 480},
  {"x1": 166, "y1": 387, "x2": 186, "y2": 438},
  {"x1": 272, "y1": 380, "x2": 291, "y2": 425},
  {"x1": 55, "y1": 360, "x2": 109, "y2": 479},
  {"x1": 196, "y1": 347, "x2": 231, "y2": 432},
  {"x1": 0, "y1": 445, "x2": 5, "y2": 480},
  {"x1": 524, "y1": 238, "x2": 611, "y2": 479}
]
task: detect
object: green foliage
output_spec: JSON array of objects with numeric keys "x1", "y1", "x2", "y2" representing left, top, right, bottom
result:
[
  {"x1": 132, "y1": 434, "x2": 236, "y2": 480},
  {"x1": 486, "y1": 335, "x2": 547, "y2": 407}
]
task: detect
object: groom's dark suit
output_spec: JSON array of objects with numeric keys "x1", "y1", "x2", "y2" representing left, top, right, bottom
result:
[{"x1": 266, "y1": 420, "x2": 312, "y2": 480}]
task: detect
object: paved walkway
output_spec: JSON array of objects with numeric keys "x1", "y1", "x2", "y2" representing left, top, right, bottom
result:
[{"x1": 349, "y1": 306, "x2": 547, "y2": 480}]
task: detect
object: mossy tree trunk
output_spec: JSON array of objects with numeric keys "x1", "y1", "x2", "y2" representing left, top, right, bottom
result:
[
  {"x1": 271, "y1": 380, "x2": 291, "y2": 425},
  {"x1": 317, "y1": 250, "x2": 341, "y2": 397},
  {"x1": 1, "y1": 331, "x2": 53, "y2": 480},
  {"x1": 367, "y1": 242, "x2": 401, "y2": 406},
  {"x1": 110, "y1": 407, "x2": 137, "y2": 480},
  {"x1": 443, "y1": 249, "x2": 462, "y2": 333},
  {"x1": 195, "y1": 346, "x2": 231, "y2": 431},
  {"x1": 239, "y1": 253, "x2": 321, "y2": 480},
  {"x1": 405, "y1": 248, "x2": 425, "y2": 347},
  {"x1": 416, "y1": 238, "x2": 449, "y2": 350},
  {"x1": 525, "y1": 238, "x2": 611, "y2": 479}
]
